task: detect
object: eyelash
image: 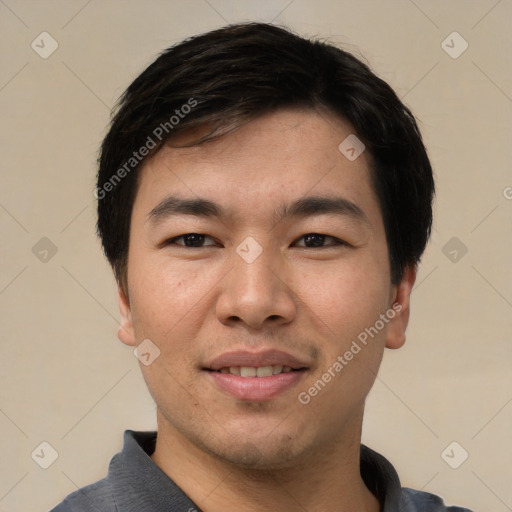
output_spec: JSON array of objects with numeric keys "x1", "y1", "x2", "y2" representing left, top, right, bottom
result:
[{"x1": 164, "y1": 233, "x2": 347, "y2": 249}]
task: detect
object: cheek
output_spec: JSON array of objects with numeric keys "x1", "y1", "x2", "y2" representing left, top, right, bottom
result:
[
  {"x1": 301, "y1": 258, "x2": 390, "y2": 331},
  {"x1": 126, "y1": 249, "x2": 226, "y2": 351},
  {"x1": 297, "y1": 266, "x2": 390, "y2": 416},
  {"x1": 127, "y1": 259, "x2": 204, "y2": 398},
  {"x1": 296, "y1": 260, "x2": 391, "y2": 396},
  {"x1": 129, "y1": 250, "x2": 187, "y2": 309}
]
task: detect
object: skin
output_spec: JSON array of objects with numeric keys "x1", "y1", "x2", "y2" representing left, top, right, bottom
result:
[{"x1": 118, "y1": 108, "x2": 416, "y2": 512}]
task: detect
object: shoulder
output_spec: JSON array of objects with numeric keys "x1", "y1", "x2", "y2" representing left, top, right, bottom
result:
[
  {"x1": 48, "y1": 477, "x2": 116, "y2": 512},
  {"x1": 402, "y1": 487, "x2": 474, "y2": 512}
]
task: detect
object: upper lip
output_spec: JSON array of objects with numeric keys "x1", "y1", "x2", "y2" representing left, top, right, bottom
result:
[{"x1": 206, "y1": 349, "x2": 309, "y2": 371}]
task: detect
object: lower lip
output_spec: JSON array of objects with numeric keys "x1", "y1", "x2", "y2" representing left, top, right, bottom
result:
[{"x1": 208, "y1": 370, "x2": 305, "y2": 401}]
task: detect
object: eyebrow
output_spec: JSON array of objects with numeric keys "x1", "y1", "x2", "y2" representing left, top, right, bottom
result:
[{"x1": 146, "y1": 195, "x2": 369, "y2": 226}]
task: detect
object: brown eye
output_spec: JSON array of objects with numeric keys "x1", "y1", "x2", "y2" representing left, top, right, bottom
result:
[
  {"x1": 294, "y1": 233, "x2": 344, "y2": 248},
  {"x1": 167, "y1": 233, "x2": 216, "y2": 247}
]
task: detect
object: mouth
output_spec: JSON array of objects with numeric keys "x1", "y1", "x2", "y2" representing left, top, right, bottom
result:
[
  {"x1": 204, "y1": 350, "x2": 309, "y2": 401},
  {"x1": 214, "y1": 365, "x2": 300, "y2": 377}
]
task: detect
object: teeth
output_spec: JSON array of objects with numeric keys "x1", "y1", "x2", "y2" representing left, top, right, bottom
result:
[
  {"x1": 218, "y1": 365, "x2": 297, "y2": 377},
  {"x1": 240, "y1": 367, "x2": 257, "y2": 377},
  {"x1": 272, "y1": 365, "x2": 283, "y2": 374},
  {"x1": 256, "y1": 366, "x2": 273, "y2": 377}
]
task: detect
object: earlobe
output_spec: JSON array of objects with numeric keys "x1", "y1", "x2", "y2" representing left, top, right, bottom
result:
[
  {"x1": 385, "y1": 266, "x2": 416, "y2": 350},
  {"x1": 117, "y1": 285, "x2": 136, "y2": 347}
]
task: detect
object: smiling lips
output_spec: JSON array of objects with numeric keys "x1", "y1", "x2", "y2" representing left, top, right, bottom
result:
[
  {"x1": 219, "y1": 365, "x2": 293, "y2": 377},
  {"x1": 206, "y1": 349, "x2": 308, "y2": 401}
]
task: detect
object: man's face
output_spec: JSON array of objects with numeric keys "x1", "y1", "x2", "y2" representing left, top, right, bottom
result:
[{"x1": 119, "y1": 108, "x2": 413, "y2": 469}]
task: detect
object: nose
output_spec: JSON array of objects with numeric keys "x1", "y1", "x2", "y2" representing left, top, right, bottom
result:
[{"x1": 215, "y1": 246, "x2": 297, "y2": 331}]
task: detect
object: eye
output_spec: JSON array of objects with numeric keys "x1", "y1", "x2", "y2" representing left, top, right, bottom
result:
[
  {"x1": 165, "y1": 233, "x2": 217, "y2": 247},
  {"x1": 293, "y1": 233, "x2": 346, "y2": 248}
]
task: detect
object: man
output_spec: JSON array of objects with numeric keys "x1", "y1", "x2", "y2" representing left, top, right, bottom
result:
[{"x1": 51, "y1": 22, "x2": 473, "y2": 512}]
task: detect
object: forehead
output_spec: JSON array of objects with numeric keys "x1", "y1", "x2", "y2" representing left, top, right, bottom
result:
[{"x1": 132, "y1": 108, "x2": 381, "y2": 227}]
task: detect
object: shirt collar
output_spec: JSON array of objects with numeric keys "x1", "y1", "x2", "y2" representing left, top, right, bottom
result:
[
  {"x1": 109, "y1": 430, "x2": 405, "y2": 511},
  {"x1": 108, "y1": 430, "x2": 199, "y2": 511}
]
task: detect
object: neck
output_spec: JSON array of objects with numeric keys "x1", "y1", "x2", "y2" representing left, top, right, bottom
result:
[{"x1": 151, "y1": 410, "x2": 380, "y2": 512}]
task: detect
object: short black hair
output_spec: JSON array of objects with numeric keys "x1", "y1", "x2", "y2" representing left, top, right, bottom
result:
[{"x1": 97, "y1": 22, "x2": 434, "y2": 290}]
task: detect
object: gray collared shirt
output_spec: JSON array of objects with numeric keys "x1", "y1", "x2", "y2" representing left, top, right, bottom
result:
[{"x1": 50, "y1": 430, "x2": 473, "y2": 512}]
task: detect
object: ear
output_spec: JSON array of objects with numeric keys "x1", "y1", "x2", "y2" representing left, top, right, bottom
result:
[
  {"x1": 117, "y1": 285, "x2": 136, "y2": 347},
  {"x1": 385, "y1": 266, "x2": 417, "y2": 350}
]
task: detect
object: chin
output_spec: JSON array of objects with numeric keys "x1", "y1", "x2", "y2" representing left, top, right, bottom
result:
[
  {"x1": 199, "y1": 429, "x2": 313, "y2": 471},
  {"x1": 216, "y1": 444, "x2": 298, "y2": 470}
]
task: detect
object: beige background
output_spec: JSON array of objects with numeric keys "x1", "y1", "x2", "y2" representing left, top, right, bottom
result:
[{"x1": 1, "y1": 1, "x2": 511, "y2": 511}]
